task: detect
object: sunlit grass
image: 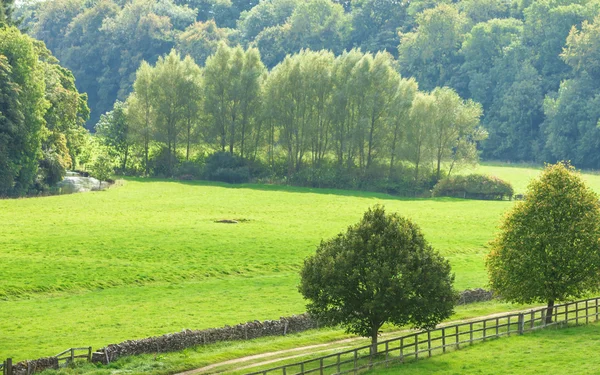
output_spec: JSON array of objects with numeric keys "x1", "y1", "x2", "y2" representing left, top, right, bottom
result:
[
  {"x1": 370, "y1": 322, "x2": 600, "y2": 374},
  {"x1": 2, "y1": 163, "x2": 600, "y2": 362}
]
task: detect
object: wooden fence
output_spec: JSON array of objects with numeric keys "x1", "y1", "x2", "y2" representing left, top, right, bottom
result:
[
  {"x1": 55, "y1": 347, "x2": 93, "y2": 365},
  {"x1": 2, "y1": 347, "x2": 92, "y2": 375},
  {"x1": 245, "y1": 296, "x2": 600, "y2": 375}
]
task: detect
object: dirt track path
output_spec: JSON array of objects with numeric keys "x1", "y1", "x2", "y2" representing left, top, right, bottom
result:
[{"x1": 176, "y1": 306, "x2": 542, "y2": 375}]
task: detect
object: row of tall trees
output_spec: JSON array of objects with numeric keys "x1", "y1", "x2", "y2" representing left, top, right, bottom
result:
[
  {"x1": 98, "y1": 44, "x2": 484, "y2": 187},
  {"x1": 21, "y1": 0, "x2": 600, "y2": 168}
]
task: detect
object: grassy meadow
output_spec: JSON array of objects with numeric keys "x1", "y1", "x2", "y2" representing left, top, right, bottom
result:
[
  {"x1": 370, "y1": 322, "x2": 600, "y2": 375},
  {"x1": 2, "y1": 163, "x2": 600, "y2": 362}
]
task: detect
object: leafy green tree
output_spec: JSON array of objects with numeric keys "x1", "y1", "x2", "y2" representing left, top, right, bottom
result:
[
  {"x1": 487, "y1": 163, "x2": 600, "y2": 324},
  {"x1": 204, "y1": 43, "x2": 264, "y2": 156},
  {"x1": 95, "y1": 100, "x2": 131, "y2": 172},
  {"x1": 405, "y1": 92, "x2": 434, "y2": 183},
  {"x1": 398, "y1": 4, "x2": 467, "y2": 92},
  {"x1": 430, "y1": 87, "x2": 484, "y2": 179},
  {"x1": 387, "y1": 77, "x2": 418, "y2": 175},
  {"x1": 349, "y1": 0, "x2": 407, "y2": 56},
  {"x1": 0, "y1": 26, "x2": 47, "y2": 195},
  {"x1": 0, "y1": 0, "x2": 17, "y2": 26},
  {"x1": 148, "y1": 50, "x2": 190, "y2": 176},
  {"x1": 36, "y1": 41, "x2": 90, "y2": 170},
  {"x1": 179, "y1": 56, "x2": 203, "y2": 160},
  {"x1": 126, "y1": 61, "x2": 155, "y2": 175},
  {"x1": 457, "y1": 0, "x2": 510, "y2": 24},
  {"x1": 90, "y1": 153, "x2": 113, "y2": 188},
  {"x1": 254, "y1": 0, "x2": 350, "y2": 68},
  {"x1": 299, "y1": 205, "x2": 456, "y2": 354},
  {"x1": 177, "y1": 20, "x2": 230, "y2": 66},
  {"x1": 237, "y1": 0, "x2": 298, "y2": 42}
]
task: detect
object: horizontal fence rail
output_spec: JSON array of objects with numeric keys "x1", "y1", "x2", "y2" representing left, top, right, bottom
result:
[
  {"x1": 245, "y1": 297, "x2": 600, "y2": 375},
  {"x1": 55, "y1": 347, "x2": 93, "y2": 365}
]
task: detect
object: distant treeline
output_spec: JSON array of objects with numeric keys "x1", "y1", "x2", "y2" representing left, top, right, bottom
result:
[
  {"x1": 96, "y1": 45, "x2": 484, "y2": 193},
  {"x1": 16, "y1": 0, "x2": 600, "y2": 168}
]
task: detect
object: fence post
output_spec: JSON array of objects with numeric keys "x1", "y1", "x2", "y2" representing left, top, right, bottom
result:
[
  {"x1": 586, "y1": 300, "x2": 589, "y2": 325},
  {"x1": 442, "y1": 328, "x2": 446, "y2": 353},
  {"x1": 518, "y1": 313, "x2": 524, "y2": 335},
  {"x1": 400, "y1": 337, "x2": 404, "y2": 362},
  {"x1": 6, "y1": 358, "x2": 12, "y2": 375},
  {"x1": 70, "y1": 348, "x2": 75, "y2": 363},
  {"x1": 427, "y1": 331, "x2": 432, "y2": 357},
  {"x1": 88, "y1": 347, "x2": 92, "y2": 362},
  {"x1": 541, "y1": 309, "x2": 546, "y2": 327}
]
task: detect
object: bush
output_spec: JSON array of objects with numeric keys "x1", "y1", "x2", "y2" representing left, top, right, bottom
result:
[
  {"x1": 290, "y1": 163, "x2": 357, "y2": 189},
  {"x1": 432, "y1": 174, "x2": 514, "y2": 200},
  {"x1": 38, "y1": 151, "x2": 66, "y2": 186},
  {"x1": 203, "y1": 151, "x2": 250, "y2": 183},
  {"x1": 177, "y1": 161, "x2": 203, "y2": 180},
  {"x1": 149, "y1": 147, "x2": 182, "y2": 177}
]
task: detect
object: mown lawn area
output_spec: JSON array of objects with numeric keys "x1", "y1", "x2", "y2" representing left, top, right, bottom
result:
[
  {"x1": 370, "y1": 322, "x2": 600, "y2": 374},
  {"x1": 1, "y1": 163, "x2": 598, "y2": 361}
]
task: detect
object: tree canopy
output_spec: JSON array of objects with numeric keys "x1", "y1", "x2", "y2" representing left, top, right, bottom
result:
[
  {"x1": 14, "y1": 0, "x2": 600, "y2": 173},
  {"x1": 299, "y1": 205, "x2": 456, "y2": 354},
  {"x1": 487, "y1": 163, "x2": 600, "y2": 323}
]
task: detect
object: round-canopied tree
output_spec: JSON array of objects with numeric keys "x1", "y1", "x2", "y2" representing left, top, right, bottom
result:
[
  {"x1": 487, "y1": 163, "x2": 600, "y2": 323},
  {"x1": 299, "y1": 205, "x2": 457, "y2": 354}
]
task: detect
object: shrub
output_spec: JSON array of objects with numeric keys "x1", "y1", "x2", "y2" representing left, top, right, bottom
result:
[
  {"x1": 149, "y1": 147, "x2": 182, "y2": 177},
  {"x1": 38, "y1": 150, "x2": 66, "y2": 186},
  {"x1": 177, "y1": 161, "x2": 203, "y2": 180},
  {"x1": 203, "y1": 151, "x2": 250, "y2": 183},
  {"x1": 432, "y1": 174, "x2": 514, "y2": 200}
]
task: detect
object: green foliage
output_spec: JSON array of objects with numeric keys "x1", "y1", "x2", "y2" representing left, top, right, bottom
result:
[
  {"x1": 203, "y1": 151, "x2": 250, "y2": 183},
  {"x1": 299, "y1": 205, "x2": 456, "y2": 352},
  {"x1": 38, "y1": 149, "x2": 67, "y2": 186},
  {"x1": 0, "y1": 26, "x2": 47, "y2": 196},
  {"x1": 432, "y1": 174, "x2": 514, "y2": 200},
  {"x1": 176, "y1": 20, "x2": 230, "y2": 66},
  {"x1": 20, "y1": 0, "x2": 600, "y2": 170},
  {"x1": 95, "y1": 100, "x2": 131, "y2": 173},
  {"x1": 89, "y1": 153, "x2": 113, "y2": 187},
  {"x1": 487, "y1": 163, "x2": 600, "y2": 321}
]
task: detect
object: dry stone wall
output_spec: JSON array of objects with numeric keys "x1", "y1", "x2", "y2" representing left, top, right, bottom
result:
[
  {"x1": 12, "y1": 357, "x2": 58, "y2": 375},
  {"x1": 457, "y1": 288, "x2": 495, "y2": 305},
  {"x1": 92, "y1": 313, "x2": 318, "y2": 364}
]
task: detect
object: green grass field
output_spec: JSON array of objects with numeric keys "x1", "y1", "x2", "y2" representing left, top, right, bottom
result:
[
  {"x1": 370, "y1": 322, "x2": 600, "y2": 374},
  {"x1": 1, "y1": 163, "x2": 599, "y2": 364}
]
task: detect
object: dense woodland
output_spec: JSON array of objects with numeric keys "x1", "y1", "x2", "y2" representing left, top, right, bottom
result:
[
  {"x1": 0, "y1": 0, "x2": 90, "y2": 196},
  {"x1": 4, "y1": 0, "x2": 600, "y2": 195}
]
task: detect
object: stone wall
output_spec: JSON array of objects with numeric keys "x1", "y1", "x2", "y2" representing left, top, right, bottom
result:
[
  {"x1": 12, "y1": 357, "x2": 58, "y2": 375},
  {"x1": 457, "y1": 288, "x2": 495, "y2": 305},
  {"x1": 92, "y1": 313, "x2": 319, "y2": 364}
]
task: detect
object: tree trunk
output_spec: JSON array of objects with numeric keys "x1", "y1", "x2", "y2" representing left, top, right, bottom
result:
[
  {"x1": 122, "y1": 146, "x2": 129, "y2": 174},
  {"x1": 545, "y1": 299, "x2": 555, "y2": 324},
  {"x1": 186, "y1": 119, "x2": 191, "y2": 161},
  {"x1": 370, "y1": 327, "x2": 379, "y2": 355}
]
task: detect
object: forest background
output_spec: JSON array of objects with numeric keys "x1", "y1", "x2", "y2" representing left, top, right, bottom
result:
[{"x1": 4, "y1": 0, "x2": 600, "y2": 195}]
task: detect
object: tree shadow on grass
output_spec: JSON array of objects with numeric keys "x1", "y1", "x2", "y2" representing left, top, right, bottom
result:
[{"x1": 121, "y1": 177, "x2": 478, "y2": 203}]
